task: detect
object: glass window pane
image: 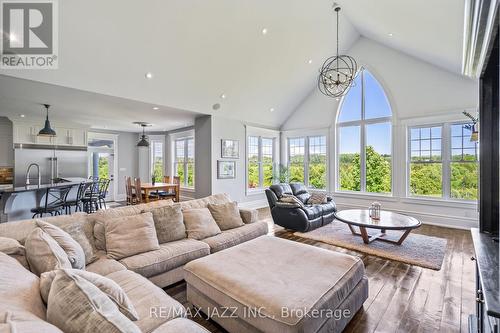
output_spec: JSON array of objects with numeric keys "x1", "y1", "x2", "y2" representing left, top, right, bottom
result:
[
  {"x1": 421, "y1": 128, "x2": 431, "y2": 139},
  {"x1": 451, "y1": 137, "x2": 462, "y2": 149},
  {"x1": 338, "y1": 74, "x2": 362, "y2": 123},
  {"x1": 364, "y1": 71, "x2": 392, "y2": 119},
  {"x1": 187, "y1": 163, "x2": 195, "y2": 187},
  {"x1": 451, "y1": 124, "x2": 463, "y2": 137},
  {"x1": 308, "y1": 136, "x2": 327, "y2": 189},
  {"x1": 410, "y1": 128, "x2": 420, "y2": 140},
  {"x1": 151, "y1": 141, "x2": 164, "y2": 183},
  {"x1": 411, "y1": 141, "x2": 420, "y2": 151},
  {"x1": 410, "y1": 163, "x2": 442, "y2": 197},
  {"x1": 365, "y1": 123, "x2": 391, "y2": 193},
  {"x1": 288, "y1": 137, "x2": 305, "y2": 183},
  {"x1": 431, "y1": 139, "x2": 441, "y2": 151},
  {"x1": 338, "y1": 126, "x2": 360, "y2": 191},
  {"x1": 431, "y1": 127, "x2": 442, "y2": 138},
  {"x1": 421, "y1": 140, "x2": 430, "y2": 151},
  {"x1": 176, "y1": 162, "x2": 184, "y2": 185},
  {"x1": 248, "y1": 162, "x2": 259, "y2": 188},
  {"x1": 451, "y1": 162, "x2": 478, "y2": 200}
]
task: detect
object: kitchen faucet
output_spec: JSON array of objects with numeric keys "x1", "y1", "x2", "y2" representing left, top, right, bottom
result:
[{"x1": 26, "y1": 163, "x2": 41, "y2": 187}]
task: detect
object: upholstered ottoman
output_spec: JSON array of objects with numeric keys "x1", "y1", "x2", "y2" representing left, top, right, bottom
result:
[{"x1": 184, "y1": 236, "x2": 368, "y2": 333}]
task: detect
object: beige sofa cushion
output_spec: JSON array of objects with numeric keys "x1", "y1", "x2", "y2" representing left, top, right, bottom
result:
[
  {"x1": 105, "y1": 212, "x2": 160, "y2": 260},
  {"x1": 106, "y1": 270, "x2": 186, "y2": 333},
  {"x1": 201, "y1": 221, "x2": 268, "y2": 253},
  {"x1": 59, "y1": 219, "x2": 98, "y2": 265},
  {"x1": 179, "y1": 193, "x2": 231, "y2": 210},
  {"x1": 152, "y1": 318, "x2": 210, "y2": 333},
  {"x1": 36, "y1": 220, "x2": 86, "y2": 270},
  {"x1": 92, "y1": 200, "x2": 174, "y2": 251},
  {"x1": 183, "y1": 208, "x2": 221, "y2": 240},
  {"x1": 25, "y1": 228, "x2": 72, "y2": 276},
  {"x1": 40, "y1": 269, "x2": 139, "y2": 321},
  {"x1": 46, "y1": 270, "x2": 141, "y2": 333},
  {"x1": 0, "y1": 310, "x2": 63, "y2": 332},
  {"x1": 0, "y1": 253, "x2": 46, "y2": 319},
  {"x1": 86, "y1": 251, "x2": 127, "y2": 276},
  {"x1": 207, "y1": 202, "x2": 245, "y2": 230},
  {"x1": 147, "y1": 204, "x2": 186, "y2": 244},
  {"x1": 119, "y1": 239, "x2": 210, "y2": 278},
  {"x1": 0, "y1": 236, "x2": 29, "y2": 270},
  {"x1": 239, "y1": 208, "x2": 259, "y2": 224}
]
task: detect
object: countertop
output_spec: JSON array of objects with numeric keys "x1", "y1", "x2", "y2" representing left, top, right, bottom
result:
[
  {"x1": 471, "y1": 228, "x2": 500, "y2": 318},
  {"x1": 0, "y1": 177, "x2": 90, "y2": 194}
]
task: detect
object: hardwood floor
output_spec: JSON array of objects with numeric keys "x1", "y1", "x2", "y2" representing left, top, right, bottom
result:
[{"x1": 165, "y1": 208, "x2": 475, "y2": 333}]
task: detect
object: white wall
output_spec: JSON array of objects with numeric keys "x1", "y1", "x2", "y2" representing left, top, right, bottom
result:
[
  {"x1": 0, "y1": 117, "x2": 14, "y2": 167},
  {"x1": 279, "y1": 37, "x2": 480, "y2": 229}
]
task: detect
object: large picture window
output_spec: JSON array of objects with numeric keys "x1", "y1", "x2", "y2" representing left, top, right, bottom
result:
[
  {"x1": 408, "y1": 122, "x2": 478, "y2": 200},
  {"x1": 287, "y1": 136, "x2": 327, "y2": 189},
  {"x1": 247, "y1": 136, "x2": 275, "y2": 189},
  {"x1": 174, "y1": 137, "x2": 195, "y2": 188},
  {"x1": 336, "y1": 69, "x2": 392, "y2": 194}
]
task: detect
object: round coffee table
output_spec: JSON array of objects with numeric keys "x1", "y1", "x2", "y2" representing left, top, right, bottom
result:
[{"x1": 334, "y1": 209, "x2": 421, "y2": 245}]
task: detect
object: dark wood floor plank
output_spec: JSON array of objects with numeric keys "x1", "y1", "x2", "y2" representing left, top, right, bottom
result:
[{"x1": 164, "y1": 208, "x2": 475, "y2": 333}]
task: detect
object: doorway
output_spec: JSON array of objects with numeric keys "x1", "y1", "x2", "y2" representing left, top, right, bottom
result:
[{"x1": 87, "y1": 133, "x2": 118, "y2": 201}]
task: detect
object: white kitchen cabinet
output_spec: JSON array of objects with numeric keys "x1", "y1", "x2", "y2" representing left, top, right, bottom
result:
[{"x1": 13, "y1": 122, "x2": 88, "y2": 147}]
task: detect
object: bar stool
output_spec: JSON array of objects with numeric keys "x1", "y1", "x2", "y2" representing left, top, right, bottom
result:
[
  {"x1": 31, "y1": 185, "x2": 73, "y2": 219},
  {"x1": 63, "y1": 182, "x2": 91, "y2": 214},
  {"x1": 81, "y1": 180, "x2": 100, "y2": 213},
  {"x1": 98, "y1": 178, "x2": 110, "y2": 209}
]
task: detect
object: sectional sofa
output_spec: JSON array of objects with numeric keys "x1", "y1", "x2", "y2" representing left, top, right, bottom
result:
[{"x1": 0, "y1": 193, "x2": 268, "y2": 333}]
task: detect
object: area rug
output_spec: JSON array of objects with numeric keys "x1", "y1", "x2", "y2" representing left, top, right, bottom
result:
[{"x1": 294, "y1": 222, "x2": 447, "y2": 270}]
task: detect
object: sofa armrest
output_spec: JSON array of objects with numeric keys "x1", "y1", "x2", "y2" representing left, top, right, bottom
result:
[{"x1": 239, "y1": 208, "x2": 259, "y2": 224}]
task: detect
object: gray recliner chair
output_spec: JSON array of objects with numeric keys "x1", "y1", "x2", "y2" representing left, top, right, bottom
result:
[{"x1": 265, "y1": 183, "x2": 336, "y2": 232}]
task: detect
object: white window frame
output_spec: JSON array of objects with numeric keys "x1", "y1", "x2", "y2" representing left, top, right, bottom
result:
[
  {"x1": 174, "y1": 137, "x2": 195, "y2": 189},
  {"x1": 407, "y1": 121, "x2": 478, "y2": 201},
  {"x1": 150, "y1": 138, "x2": 165, "y2": 182},
  {"x1": 336, "y1": 69, "x2": 393, "y2": 195},
  {"x1": 287, "y1": 135, "x2": 328, "y2": 189},
  {"x1": 246, "y1": 136, "x2": 276, "y2": 190}
]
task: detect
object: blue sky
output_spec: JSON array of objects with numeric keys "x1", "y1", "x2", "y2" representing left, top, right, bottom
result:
[{"x1": 338, "y1": 70, "x2": 392, "y2": 155}]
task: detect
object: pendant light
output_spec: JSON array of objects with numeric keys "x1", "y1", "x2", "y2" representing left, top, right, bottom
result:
[
  {"x1": 135, "y1": 122, "x2": 150, "y2": 147},
  {"x1": 318, "y1": 4, "x2": 358, "y2": 98},
  {"x1": 38, "y1": 104, "x2": 57, "y2": 137}
]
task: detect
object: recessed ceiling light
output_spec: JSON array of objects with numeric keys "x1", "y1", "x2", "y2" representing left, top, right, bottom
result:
[
  {"x1": 388, "y1": 33, "x2": 393, "y2": 37},
  {"x1": 212, "y1": 103, "x2": 221, "y2": 111},
  {"x1": 261, "y1": 28, "x2": 268, "y2": 35},
  {"x1": 145, "y1": 72, "x2": 153, "y2": 79},
  {"x1": 270, "y1": 108, "x2": 275, "y2": 112},
  {"x1": 336, "y1": 98, "x2": 340, "y2": 101},
  {"x1": 308, "y1": 59, "x2": 313, "y2": 64},
  {"x1": 20, "y1": 114, "x2": 25, "y2": 118},
  {"x1": 9, "y1": 33, "x2": 17, "y2": 42},
  {"x1": 152, "y1": 107, "x2": 159, "y2": 110},
  {"x1": 220, "y1": 93, "x2": 226, "y2": 99}
]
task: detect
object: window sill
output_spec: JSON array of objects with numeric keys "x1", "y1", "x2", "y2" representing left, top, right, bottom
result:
[
  {"x1": 333, "y1": 191, "x2": 399, "y2": 202},
  {"x1": 246, "y1": 188, "x2": 266, "y2": 196},
  {"x1": 400, "y1": 196, "x2": 477, "y2": 209}
]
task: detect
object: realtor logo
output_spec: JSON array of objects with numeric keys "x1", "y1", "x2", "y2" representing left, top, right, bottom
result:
[{"x1": 1, "y1": 0, "x2": 58, "y2": 69}]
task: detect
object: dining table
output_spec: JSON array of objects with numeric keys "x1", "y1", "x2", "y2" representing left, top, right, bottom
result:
[{"x1": 140, "y1": 182, "x2": 180, "y2": 203}]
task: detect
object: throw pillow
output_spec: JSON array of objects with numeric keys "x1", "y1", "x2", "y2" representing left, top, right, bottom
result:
[
  {"x1": 183, "y1": 208, "x2": 222, "y2": 240},
  {"x1": 46, "y1": 270, "x2": 141, "y2": 333},
  {"x1": 207, "y1": 202, "x2": 245, "y2": 230},
  {"x1": 104, "y1": 212, "x2": 160, "y2": 260},
  {"x1": 145, "y1": 204, "x2": 186, "y2": 243},
  {"x1": 308, "y1": 192, "x2": 328, "y2": 205},
  {"x1": 40, "y1": 269, "x2": 139, "y2": 321},
  {"x1": 36, "y1": 220, "x2": 86, "y2": 269},
  {"x1": 24, "y1": 228, "x2": 72, "y2": 276},
  {"x1": 0, "y1": 236, "x2": 29, "y2": 270},
  {"x1": 279, "y1": 194, "x2": 305, "y2": 208}
]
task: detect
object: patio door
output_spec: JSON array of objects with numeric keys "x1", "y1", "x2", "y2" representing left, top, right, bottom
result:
[{"x1": 87, "y1": 133, "x2": 118, "y2": 201}]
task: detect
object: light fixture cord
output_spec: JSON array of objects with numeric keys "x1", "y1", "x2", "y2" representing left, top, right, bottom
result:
[{"x1": 336, "y1": 7, "x2": 339, "y2": 80}]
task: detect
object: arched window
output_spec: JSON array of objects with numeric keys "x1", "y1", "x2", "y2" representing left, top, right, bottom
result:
[{"x1": 336, "y1": 69, "x2": 392, "y2": 194}]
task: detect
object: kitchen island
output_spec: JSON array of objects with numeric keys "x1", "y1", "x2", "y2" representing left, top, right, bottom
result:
[{"x1": 0, "y1": 177, "x2": 90, "y2": 222}]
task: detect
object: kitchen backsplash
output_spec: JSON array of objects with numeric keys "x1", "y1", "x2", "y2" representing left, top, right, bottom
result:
[{"x1": 0, "y1": 167, "x2": 13, "y2": 184}]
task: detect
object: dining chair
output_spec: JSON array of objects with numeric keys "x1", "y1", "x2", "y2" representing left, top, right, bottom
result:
[
  {"x1": 158, "y1": 176, "x2": 180, "y2": 202},
  {"x1": 135, "y1": 177, "x2": 159, "y2": 202}
]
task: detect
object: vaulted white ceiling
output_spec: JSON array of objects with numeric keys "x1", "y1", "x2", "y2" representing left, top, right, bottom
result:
[
  {"x1": 0, "y1": 0, "x2": 468, "y2": 131},
  {"x1": 339, "y1": 0, "x2": 466, "y2": 74}
]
